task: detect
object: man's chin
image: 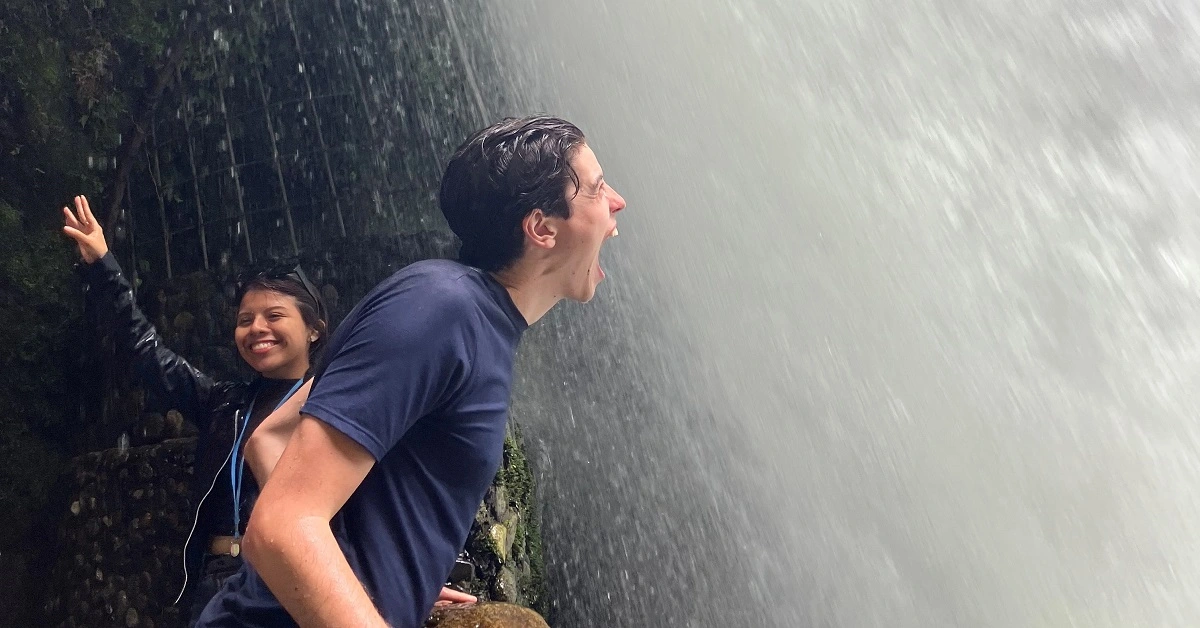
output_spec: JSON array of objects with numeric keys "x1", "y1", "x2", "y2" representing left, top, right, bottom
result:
[{"x1": 569, "y1": 282, "x2": 599, "y2": 304}]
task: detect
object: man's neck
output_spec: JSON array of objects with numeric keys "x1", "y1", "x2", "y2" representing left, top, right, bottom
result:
[{"x1": 488, "y1": 260, "x2": 563, "y2": 326}]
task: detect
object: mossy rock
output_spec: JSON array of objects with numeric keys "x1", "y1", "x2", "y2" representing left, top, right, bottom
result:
[
  {"x1": 461, "y1": 423, "x2": 546, "y2": 616},
  {"x1": 425, "y1": 602, "x2": 549, "y2": 628}
]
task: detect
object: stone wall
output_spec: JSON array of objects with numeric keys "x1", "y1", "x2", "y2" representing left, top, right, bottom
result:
[
  {"x1": 456, "y1": 424, "x2": 546, "y2": 615},
  {"x1": 44, "y1": 427, "x2": 546, "y2": 627},
  {"x1": 44, "y1": 440, "x2": 195, "y2": 628}
]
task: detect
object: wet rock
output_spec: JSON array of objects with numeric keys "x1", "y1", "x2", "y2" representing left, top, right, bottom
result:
[
  {"x1": 139, "y1": 413, "x2": 165, "y2": 442},
  {"x1": 499, "y1": 512, "x2": 520, "y2": 561},
  {"x1": 164, "y1": 411, "x2": 184, "y2": 438},
  {"x1": 321, "y1": 283, "x2": 339, "y2": 308},
  {"x1": 137, "y1": 461, "x2": 154, "y2": 480},
  {"x1": 492, "y1": 567, "x2": 520, "y2": 604},
  {"x1": 172, "y1": 311, "x2": 194, "y2": 335},
  {"x1": 46, "y1": 439, "x2": 196, "y2": 627},
  {"x1": 490, "y1": 484, "x2": 508, "y2": 518},
  {"x1": 488, "y1": 524, "x2": 507, "y2": 562},
  {"x1": 425, "y1": 602, "x2": 548, "y2": 628},
  {"x1": 114, "y1": 590, "x2": 129, "y2": 620},
  {"x1": 461, "y1": 424, "x2": 545, "y2": 614}
]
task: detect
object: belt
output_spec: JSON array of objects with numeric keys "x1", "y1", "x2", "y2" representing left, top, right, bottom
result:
[{"x1": 209, "y1": 535, "x2": 240, "y2": 556}]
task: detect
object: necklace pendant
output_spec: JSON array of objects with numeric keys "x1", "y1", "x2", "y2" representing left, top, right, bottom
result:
[{"x1": 230, "y1": 538, "x2": 241, "y2": 557}]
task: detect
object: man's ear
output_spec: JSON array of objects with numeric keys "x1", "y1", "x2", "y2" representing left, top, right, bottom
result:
[{"x1": 522, "y1": 208, "x2": 557, "y2": 251}]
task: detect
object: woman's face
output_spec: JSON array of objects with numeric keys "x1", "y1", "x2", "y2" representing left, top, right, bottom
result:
[{"x1": 234, "y1": 288, "x2": 315, "y2": 379}]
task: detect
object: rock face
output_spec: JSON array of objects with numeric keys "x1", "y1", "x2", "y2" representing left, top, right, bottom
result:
[
  {"x1": 43, "y1": 440, "x2": 195, "y2": 628},
  {"x1": 44, "y1": 426, "x2": 546, "y2": 627},
  {"x1": 426, "y1": 602, "x2": 550, "y2": 628},
  {"x1": 454, "y1": 424, "x2": 547, "y2": 617}
]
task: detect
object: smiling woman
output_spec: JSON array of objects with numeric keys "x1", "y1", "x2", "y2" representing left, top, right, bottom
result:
[
  {"x1": 62, "y1": 194, "x2": 329, "y2": 625},
  {"x1": 234, "y1": 274, "x2": 327, "y2": 380}
]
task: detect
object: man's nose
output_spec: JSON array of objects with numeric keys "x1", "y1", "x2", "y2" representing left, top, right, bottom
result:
[{"x1": 610, "y1": 187, "x2": 627, "y2": 214}]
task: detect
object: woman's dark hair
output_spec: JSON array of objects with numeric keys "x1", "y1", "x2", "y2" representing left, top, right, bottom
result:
[
  {"x1": 439, "y1": 115, "x2": 587, "y2": 272},
  {"x1": 234, "y1": 266, "x2": 329, "y2": 370}
]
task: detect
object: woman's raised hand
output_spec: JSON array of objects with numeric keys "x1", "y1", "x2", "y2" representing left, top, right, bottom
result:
[{"x1": 62, "y1": 195, "x2": 109, "y2": 264}]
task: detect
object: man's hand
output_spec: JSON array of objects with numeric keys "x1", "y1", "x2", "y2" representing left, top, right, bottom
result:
[
  {"x1": 434, "y1": 587, "x2": 477, "y2": 608},
  {"x1": 62, "y1": 195, "x2": 109, "y2": 264}
]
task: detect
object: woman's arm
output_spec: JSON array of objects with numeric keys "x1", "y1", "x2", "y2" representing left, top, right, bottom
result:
[
  {"x1": 66, "y1": 195, "x2": 217, "y2": 422},
  {"x1": 244, "y1": 378, "x2": 312, "y2": 486}
]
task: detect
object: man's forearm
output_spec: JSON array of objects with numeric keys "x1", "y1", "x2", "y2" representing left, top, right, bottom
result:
[{"x1": 244, "y1": 515, "x2": 390, "y2": 627}]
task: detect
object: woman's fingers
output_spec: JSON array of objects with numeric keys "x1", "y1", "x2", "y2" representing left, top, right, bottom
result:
[
  {"x1": 62, "y1": 225, "x2": 85, "y2": 243},
  {"x1": 63, "y1": 206, "x2": 82, "y2": 230},
  {"x1": 79, "y1": 195, "x2": 96, "y2": 226}
]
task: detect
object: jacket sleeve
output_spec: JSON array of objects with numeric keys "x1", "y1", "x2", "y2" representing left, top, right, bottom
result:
[{"x1": 80, "y1": 252, "x2": 218, "y2": 428}]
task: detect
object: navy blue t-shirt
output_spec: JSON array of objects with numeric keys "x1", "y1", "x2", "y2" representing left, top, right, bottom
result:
[{"x1": 198, "y1": 259, "x2": 527, "y2": 628}]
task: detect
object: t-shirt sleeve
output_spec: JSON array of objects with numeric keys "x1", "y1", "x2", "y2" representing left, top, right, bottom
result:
[{"x1": 299, "y1": 285, "x2": 476, "y2": 460}]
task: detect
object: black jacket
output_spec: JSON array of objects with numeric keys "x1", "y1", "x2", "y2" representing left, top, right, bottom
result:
[{"x1": 80, "y1": 253, "x2": 256, "y2": 605}]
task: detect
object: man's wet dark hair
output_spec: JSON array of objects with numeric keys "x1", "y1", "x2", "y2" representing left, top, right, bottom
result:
[{"x1": 439, "y1": 116, "x2": 586, "y2": 272}]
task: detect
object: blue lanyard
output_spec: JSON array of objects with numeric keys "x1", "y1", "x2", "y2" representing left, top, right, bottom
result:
[{"x1": 231, "y1": 378, "x2": 304, "y2": 537}]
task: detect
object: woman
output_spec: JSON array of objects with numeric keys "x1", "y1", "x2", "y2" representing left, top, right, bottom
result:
[{"x1": 63, "y1": 195, "x2": 329, "y2": 625}]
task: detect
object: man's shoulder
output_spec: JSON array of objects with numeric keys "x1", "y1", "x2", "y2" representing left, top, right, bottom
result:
[
  {"x1": 396, "y1": 258, "x2": 471, "y2": 281},
  {"x1": 379, "y1": 259, "x2": 490, "y2": 307},
  {"x1": 385, "y1": 259, "x2": 474, "y2": 291},
  {"x1": 350, "y1": 259, "x2": 487, "y2": 334}
]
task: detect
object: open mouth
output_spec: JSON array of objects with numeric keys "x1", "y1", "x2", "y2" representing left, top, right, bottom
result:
[{"x1": 597, "y1": 225, "x2": 619, "y2": 281}]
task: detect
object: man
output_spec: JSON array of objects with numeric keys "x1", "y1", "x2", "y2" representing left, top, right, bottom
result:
[{"x1": 197, "y1": 115, "x2": 626, "y2": 627}]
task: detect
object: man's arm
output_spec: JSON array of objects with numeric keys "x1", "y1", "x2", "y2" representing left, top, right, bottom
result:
[
  {"x1": 245, "y1": 379, "x2": 312, "y2": 486},
  {"x1": 245, "y1": 380, "x2": 478, "y2": 612},
  {"x1": 242, "y1": 415, "x2": 387, "y2": 627}
]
